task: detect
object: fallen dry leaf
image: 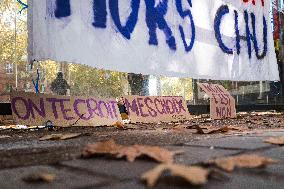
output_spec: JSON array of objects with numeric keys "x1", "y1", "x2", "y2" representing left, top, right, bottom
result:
[
  {"x1": 194, "y1": 125, "x2": 244, "y2": 135},
  {"x1": 208, "y1": 154, "x2": 277, "y2": 172},
  {"x1": 82, "y1": 139, "x2": 123, "y2": 156},
  {"x1": 132, "y1": 145, "x2": 183, "y2": 163},
  {"x1": 194, "y1": 125, "x2": 229, "y2": 134},
  {"x1": 82, "y1": 139, "x2": 183, "y2": 163},
  {"x1": 207, "y1": 126, "x2": 230, "y2": 134},
  {"x1": 141, "y1": 164, "x2": 209, "y2": 187},
  {"x1": 113, "y1": 121, "x2": 124, "y2": 128},
  {"x1": 227, "y1": 125, "x2": 246, "y2": 131},
  {"x1": 22, "y1": 173, "x2": 55, "y2": 183},
  {"x1": 172, "y1": 125, "x2": 188, "y2": 132},
  {"x1": 39, "y1": 133, "x2": 81, "y2": 141},
  {"x1": 264, "y1": 137, "x2": 284, "y2": 145}
]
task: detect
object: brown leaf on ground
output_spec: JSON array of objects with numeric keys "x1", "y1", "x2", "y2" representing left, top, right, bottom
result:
[
  {"x1": 194, "y1": 125, "x2": 244, "y2": 135},
  {"x1": 194, "y1": 126, "x2": 229, "y2": 134},
  {"x1": 264, "y1": 137, "x2": 284, "y2": 145},
  {"x1": 22, "y1": 173, "x2": 55, "y2": 183},
  {"x1": 132, "y1": 145, "x2": 183, "y2": 163},
  {"x1": 141, "y1": 164, "x2": 209, "y2": 187},
  {"x1": 208, "y1": 154, "x2": 277, "y2": 172},
  {"x1": 82, "y1": 139, "x2": 183, "y2": 163},
  {"x1": 227, "y1": 125, "x2": 246, "y2": 131},
  {"x1": 112, "y1": 121, "x2": 124, "y2": 128},
  {"x1": 207, "y1": 126, "x2": 229, "y2": 134},
  {"x1": 172, "y1": 125, "x2": 188, "y2": 132},
  {"x1": 39, "y1": 133, "x2": 81, "y2": 141}
]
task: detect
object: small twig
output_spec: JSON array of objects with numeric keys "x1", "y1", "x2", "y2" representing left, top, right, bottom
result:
[{"x1": 69, "y1": 114, "x2": 85, "y2": 127}]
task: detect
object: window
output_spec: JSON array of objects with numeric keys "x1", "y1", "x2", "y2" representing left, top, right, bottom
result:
[{"x1": 5, "y1": 63, "x2": 13, "y2": 74}]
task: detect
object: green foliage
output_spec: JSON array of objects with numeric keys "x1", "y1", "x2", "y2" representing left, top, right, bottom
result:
[
  {"x1": 69, "y1": 64, "x2": 126, "y2": 97},
  {"x1": 161, "y1": 77, "x2": 193, "y2": 100},
  {"x1": 219, "y1": 80, "x2": 231, "y2": 90},
  {"x1": 0, "y1": 0, "x2": 127, "y2": 98},
  {"x1": 0, "y1": 0, "x2": 192, "y2": 99}
]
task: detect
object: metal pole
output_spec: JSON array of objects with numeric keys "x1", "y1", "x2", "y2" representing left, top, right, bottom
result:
[
  {"x1": 156, "y1": 76, "x2": 161, "y2": 96},
  {"x1": 14, "y1": 4, "x2": 18, "y2": 89},
  {"x1": 258, "y1": 81, "x2": 263, "y2": 99},
  {"x1": 193, "y1": 79, "x2": 198, "y2": 105},
  {"x1": 236, "y1": 82, "x2": 239, "y2": 104},
  {"x1": 68, "y1": 64, "x2": 71, "y2": 95}
]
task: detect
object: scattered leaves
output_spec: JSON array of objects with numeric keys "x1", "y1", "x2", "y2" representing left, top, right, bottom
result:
[
  {"x1": 22, "y1": 173, "x2": 55, "y2": 183},
  {"x1": 82, "y1": 139, "x2": 183, "y2": 163},
  {"x1": 264, "y1": 137, "x2": 284, "y2": 145},
  {"x1": 39, "y1": 133, "x2": 81, "y2": 141},
  {"x1": 141, "y1": 164, "x2": 209, "y2": 187},
  {"x1": 208, "y1": 154, "x2": 277, "y2": 172}
]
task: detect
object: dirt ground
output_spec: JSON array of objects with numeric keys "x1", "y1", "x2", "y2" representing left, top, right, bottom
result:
[
  {"x1": 0, "y1": 111, "x2": 283, "y2": 189},
  {"x1": 0, "y1": 111, "x2": 283, "y2": 138}
]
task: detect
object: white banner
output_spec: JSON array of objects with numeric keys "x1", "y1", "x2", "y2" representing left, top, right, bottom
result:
[{"x1": 28, "y1": 0, "x2": 279, "y2": 81}]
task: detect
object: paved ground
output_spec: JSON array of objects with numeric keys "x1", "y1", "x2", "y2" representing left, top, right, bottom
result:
[{"x1": 0, "y1": 113, "x2": 284, "y2": 189}]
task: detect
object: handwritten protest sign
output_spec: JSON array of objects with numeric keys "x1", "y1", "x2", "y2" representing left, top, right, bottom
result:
[
  {"x1": 28, "y1": 0, "x2": 279, "y2": 81},
  {"x1": 11, "y1": 92, "x2": 122, "y2": 126},
  {"x1": 198, "y1": 83, "x2": 236, "y2": 119},
  {"x1": 123, "y1": 96, "x2": 191, "y2": 123}
]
